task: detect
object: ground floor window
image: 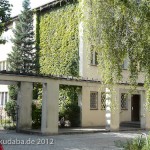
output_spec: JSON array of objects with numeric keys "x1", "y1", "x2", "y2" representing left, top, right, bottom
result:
[
  {"x1": 90, "y1": 92, "x2": 98, "y2": 110},
  {"x1": 121, "y1": 93, "x2": 128, "y2": 110},
  {"x1": 101, "y1": 92, "x2": 106, "y2": 110},
  {"x1": 0, "y1": 92, "x2": 8, "y2": 106}
]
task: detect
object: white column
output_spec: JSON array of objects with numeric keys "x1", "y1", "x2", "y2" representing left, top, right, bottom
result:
[
  {"x1": 17, "y1": 82, "x2": 33, "y2": 130},
  {"x1": 41, "y1": 81, "x2": 59, "y2": 134},
  {"x1": 105, "y1": 88, "x2": 111, "y2": 130}
]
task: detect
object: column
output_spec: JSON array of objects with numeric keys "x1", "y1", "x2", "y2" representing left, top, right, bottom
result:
[
  {"x1": 140, "y1": 90, "x2": 150, "y2": 130},
  {"x1": 140, "y1": 90, "x2": 146, "y2": 129},
  {"x1": 41, "y1": 81, "x2": 59, "y2": 134},
  {"x1": 110, "y1": 88, "x2": 120, "y2": 131},
  {"x1": 17, "y1": 82, "x2": 33, "y2": 130},
  {"x1": 105, "y1": 88, "x2": 111, "y2": 130},
  {"x1": 81, "y1": 86, "x2": 89, "y2": 127},
  {"x1": 105, "y1": 87, "x2": 120, "y2": 131},
  {"x1": 78, "y1": 89, "x2": 82, "y2": 126}
]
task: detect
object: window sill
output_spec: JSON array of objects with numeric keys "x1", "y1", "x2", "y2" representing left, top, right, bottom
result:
[
  {"x1": 121, "y1": 109, "x2": 128, "y2": 111},
  {"x1": 90, "y1": 108, "x2": 98, "y2": 110},
  {"x1": 89, "y1": 64, "x2": 98, "y2": 67}
]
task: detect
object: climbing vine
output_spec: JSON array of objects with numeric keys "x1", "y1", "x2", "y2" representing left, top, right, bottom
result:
[
  {"x1": 37, "y1": 1, "x2": 80, "y2": 127},
  {"x1": 82, "y1": 0, "x2": 150, "y2": 108},
  {"x1": 39, "y1": 1, "x2": 79, "y2": 76}
]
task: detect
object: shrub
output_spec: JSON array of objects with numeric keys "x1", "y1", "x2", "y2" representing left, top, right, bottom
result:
[
  {"x1": 59, "y1": 86, "x2": 81, "y2": 127},
  {"x1": 115, "y1": 133, "x2": 150, "y2": 150},
  {"x1": 5, "y1": 100, "x2": 17, "y2": 121},
  {"x1": 32, "y1": 100, "x2": 42, "y2": 129}
]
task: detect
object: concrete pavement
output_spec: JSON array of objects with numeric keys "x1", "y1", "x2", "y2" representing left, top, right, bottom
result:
[{"x1": 0, "y1": 130, "x2": 148, "y2": 150}]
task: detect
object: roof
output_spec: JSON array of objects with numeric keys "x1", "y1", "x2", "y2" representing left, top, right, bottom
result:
[
  {"x1": 9, "y1": 0, "x2": 73, "y2": 22},
  {"x1": 34, "y1": 0, "x2": 75, "y2": 12}
]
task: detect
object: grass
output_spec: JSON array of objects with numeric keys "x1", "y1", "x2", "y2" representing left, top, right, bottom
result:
[{"x1": 115, "y1": 133, "x2": 150, "y2": 150}]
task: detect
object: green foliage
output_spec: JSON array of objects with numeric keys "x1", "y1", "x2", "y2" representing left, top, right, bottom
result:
[
  {"x1": 8, "y1": 85, "x2": 18, "y2": 100},
  {"x1": 59, "y1": 86, "x2": 80, "y2": 127},
  {"x1": 39, "y1": 2, "x2": 79, "y2": 76},
  {"x1": 82, "y1": 0, "x2": 150, "y2": 104},
  {"x1": 5, "y1": 100, "x2": 17, "y2": 121},
  {"x1": 32, "y1": 100, "x2": 42, "y2": 129},
  {"x1": 115, "y1": 133, "x2": 150, "y2": 150},
  {"x1": 0, "y1": 0, "x2": 12, "y2": 44},
  {"x1": 115, "y1": 138, "x2": 144, "y2": 150},
  {"x1": 38, "y1": 2, "x2": 81, "y2": 127},
  {"x1": 7, "y1": 0, "x2": 36, "y2": 73}
]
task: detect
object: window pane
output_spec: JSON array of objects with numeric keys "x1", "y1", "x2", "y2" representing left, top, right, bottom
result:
[
  {"x1": 90, "y1": 92, "x2": 98, "y2": 109},
  {"x1": 121, "y1": 93, "x2": 128, "y2": 110},
  {"x1": 101, "y1": 92, "x2": 106, "y2": 110},
  {"x1": 5, "y1": 92, "x2": 8, "y2": 104},
  {"x1": 1, "y1": 92, "x2": 4, "y2": 106}
]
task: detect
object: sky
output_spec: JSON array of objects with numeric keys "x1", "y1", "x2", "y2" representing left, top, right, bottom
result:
[{"x1": 9, "y1": 0, "x2": 53, "y2": 17}]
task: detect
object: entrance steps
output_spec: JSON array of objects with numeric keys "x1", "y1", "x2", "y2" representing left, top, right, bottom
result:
[{"x1": 120, "y1": 121, "x2": 140, "y2": 128}]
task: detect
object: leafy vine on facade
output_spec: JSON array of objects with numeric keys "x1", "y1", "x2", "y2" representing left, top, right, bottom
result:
[
  {"x1": 82, "y1": 0, "x2": 150, "y2": 108},
  {"x1": 39, "y1": 2, "x2": 79, "y2": 77}
]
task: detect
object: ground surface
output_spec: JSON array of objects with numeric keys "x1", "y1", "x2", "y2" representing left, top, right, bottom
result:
[{"x1": 0, "y1": 130, "x2": 148, "y2": 150}]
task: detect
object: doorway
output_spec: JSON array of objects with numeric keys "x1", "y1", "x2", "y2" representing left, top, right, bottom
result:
[{"x1": 131, "y1": 94, "x2": 140, "y2": 122}]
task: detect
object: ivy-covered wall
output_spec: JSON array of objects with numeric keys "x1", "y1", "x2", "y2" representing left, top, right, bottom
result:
[{"x1": 39, "y1": 2, "x2": 79, "y2": 76}]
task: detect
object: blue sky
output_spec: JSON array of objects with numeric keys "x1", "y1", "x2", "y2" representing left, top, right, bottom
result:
[{"x1": 9, "y1": 0, "x2": 53, "y2": 16}]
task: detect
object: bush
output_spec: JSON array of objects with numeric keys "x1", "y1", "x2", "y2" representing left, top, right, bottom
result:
[
  {"x1": 8, "y1": 85, "x2": 18, "y2": 100},
  {"x1": 115, "y1": 133, "x2": 150, "y2": 150},
  {"x1": 32, "y1": 100, "x2": 42, "y2": 129},
  {"x1": 59, "y1": 86, "x2": 81, "y2": 127},
  {"x1": 63, "y1": 102, "x2": 80, "y2": 127},
  {"x1": 5, "y1": 100, "x2": 17, "y2": 121}
]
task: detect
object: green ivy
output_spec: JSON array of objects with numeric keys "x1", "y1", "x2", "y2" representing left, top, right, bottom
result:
[
  {"x1": 39, "y1": 2, "x2": 79, "y2": 76},
  {"x1": 82, "y1": 0, "x2": 150, "y2": 107}
]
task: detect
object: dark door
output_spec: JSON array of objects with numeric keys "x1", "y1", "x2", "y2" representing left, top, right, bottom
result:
[{"x1": 131, "y1": 95, "x2": 140, "y2": 121}]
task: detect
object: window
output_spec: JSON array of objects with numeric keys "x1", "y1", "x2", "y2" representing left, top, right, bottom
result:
[
  {"x1": 0, "y1": 92, "x2": 8, "y2": 106},
  {"x1": 90, "y1": 92, "x2": 98, "y2": 110},
  {"x1": 1, "y1": 92, "x2": 4, "y2": 106},
  {"x1": 5, "y1": 92, "x2": 8, "y2": 104},
  {"x1": 122, "y1": 59, "x2": 129, "y2": 70},
  {"x1": 90, "y1": 45, "x2": 98, "y2": 66},
  {"x1": 121, "y1": 93, "x2": 128, "y2": 110},
  {"x1": 0, "y1": 61, "x2": 8, "y2": 71},
  {"x1": 101, "y1": 92, "x2": 106, "y2": 110}
]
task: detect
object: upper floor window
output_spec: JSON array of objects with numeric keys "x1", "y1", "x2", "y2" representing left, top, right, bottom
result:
[
  {"x1": 122, "y1": 58, "x2": 129, "y2": 70},
  {"x1": 0, "y1": 61, "x2": 8, "y2": 71},
  {"x1": 90, "y1": 45, "x2": 98, "y2": 66},
  {"x1": 90, "y1": 91, "x2": 98, "y2": 110}
]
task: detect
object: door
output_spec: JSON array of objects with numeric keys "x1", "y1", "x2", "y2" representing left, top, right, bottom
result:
[{"x1": 131, "y1": 94, "x2": 140, "y2": 121}]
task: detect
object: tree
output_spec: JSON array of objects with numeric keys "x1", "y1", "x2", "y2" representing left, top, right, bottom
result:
[
  {"x1": 8, "y1": 0, "x2": 36, "y2": 73},
  {"x1": 0, "y1": 0, "x2": 12, "y2": 44},
  {"x1": 82, "y1": 0, "x2": 150, "y2": 106},
  {"x1": 7, "y1": 0, "x2": 36, "y2": 102}
]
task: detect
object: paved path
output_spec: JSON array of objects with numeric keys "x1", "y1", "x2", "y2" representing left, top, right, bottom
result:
[{"x1": 0, "y1": 130, "x2": 148, "y2": 150}]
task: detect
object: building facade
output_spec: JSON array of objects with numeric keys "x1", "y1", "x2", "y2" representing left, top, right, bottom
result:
[{"x1": 0, "y1": 0, "x2": 148, "y2": 130}]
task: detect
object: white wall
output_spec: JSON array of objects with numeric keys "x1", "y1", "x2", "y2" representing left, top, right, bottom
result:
[
  {"x1": 0, "y1": 24, "x2": 13, "y2": 61},
  {"x1": 0, "y1": 23, "x2": 14, "y2": 94}
]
